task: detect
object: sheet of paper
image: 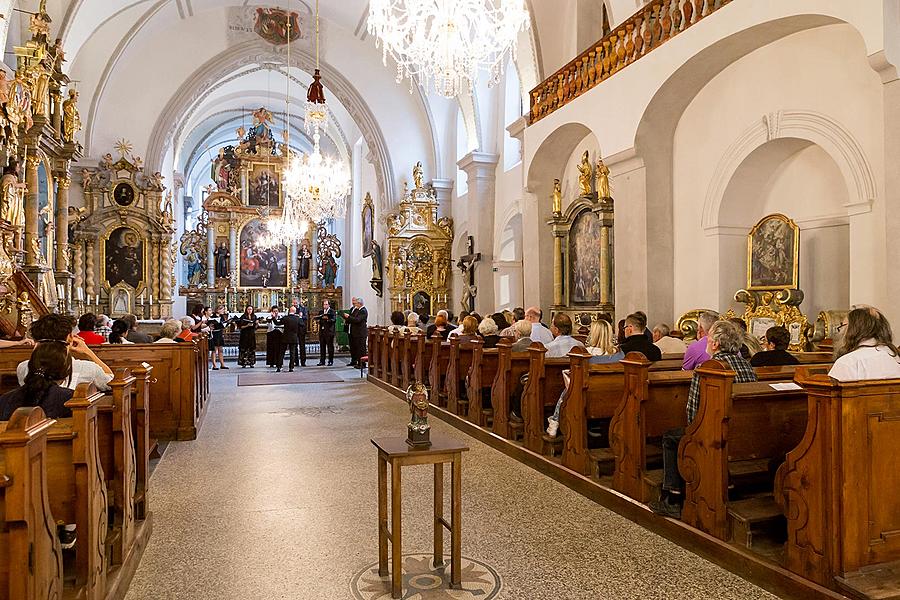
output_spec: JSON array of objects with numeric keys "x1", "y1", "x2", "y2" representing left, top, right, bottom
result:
[{"x1": 769, "y1": 382, "x2": 802, "y2": 391}]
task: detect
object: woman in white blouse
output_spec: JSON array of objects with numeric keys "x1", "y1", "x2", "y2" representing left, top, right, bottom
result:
[{"x1": 829, "y1": 306, "x2": 900, "y2": 381}]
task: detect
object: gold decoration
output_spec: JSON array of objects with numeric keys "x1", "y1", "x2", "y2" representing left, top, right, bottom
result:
[
  {"x1": 413, "y1": 161, "x2": 424, "y2": 189},
  {"x1": 577, "y1": 150, "x2": 592, "y2": 196},
  {"x1": 551, "y1": 178, "x2": 562, "y2": 215},
  {"x1": 62, "y1": 89, "x2": 82, "y2": 143},
  {"x1": 595, "y1": 158, "x2": 610, "y2": 199},
  {"x1": 747, "y1": 213, "x2": 799, "y2": 291}
]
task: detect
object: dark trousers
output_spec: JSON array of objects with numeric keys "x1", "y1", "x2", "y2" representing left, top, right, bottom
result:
[
  {"x1": 349, "y1": 334, "x2": 367, "y2": 365},
  {"x1": 280, "y1": 341, "x2": 299, "y2": 370},
  {"x1": 319, "y1": 333, "x2": 334, "y2": 364},
  {"x1": 661, "y1": 427, "x2": 686, "y2": 493}
]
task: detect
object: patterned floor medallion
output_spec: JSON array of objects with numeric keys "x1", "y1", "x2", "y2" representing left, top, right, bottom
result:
[{"x1": 350, "y1": 553, "x2": 502, "y2": 599}]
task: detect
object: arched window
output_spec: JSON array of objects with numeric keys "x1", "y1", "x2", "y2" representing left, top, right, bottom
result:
[
  {"x1": 503, "y1": 60, "x2": 523, "y2": 171},
  {"x1": 455, "y1": 108, "x2": 468, "y2": 196}
]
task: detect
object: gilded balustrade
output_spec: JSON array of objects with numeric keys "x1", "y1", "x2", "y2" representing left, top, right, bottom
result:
[{"x1": 529, "y1": 0, "x2": 733, "y2": 124}]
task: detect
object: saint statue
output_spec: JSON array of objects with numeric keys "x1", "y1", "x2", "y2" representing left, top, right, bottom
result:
[
  {"x1": 185, "y1": 248, "x2": 203, "y2": 286},
  {"x1": 596, "y1": 158, "x2": 611, "y2": 199},
  {"x1": 214, "y1": 241, "x2": 230, "y2": 279},
  {"x1": 413, "y1": 161, "x2": 424, "y2": 189},
  {"x1": 552, "y1": 178, "x2": 562, "y2": 215},
  {"x1": 297, "y1": 242, "x2": 312, "y2": 280},
  {"x1": 320, "y1": 250, "x2": 338, "y2": 287},
  {"x1": 1, "y1": 159, "x2": 27, "y2": 233},
  {"x1": 370, "y1": 240, "x2": 383, "y2": 282},
  {"x1": 62, "y1": 90, "x2": 82, "y2": 143},
  {"x1": 577, "y1": 150, "x2": 592, "y2": 196},
  {"x1": 113, "y1": 289, "x2": 129, "y2": 315}
]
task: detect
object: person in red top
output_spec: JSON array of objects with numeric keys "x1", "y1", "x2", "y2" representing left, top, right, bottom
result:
[{"x1": 76, "y1": 313, "x2": 106, "y2": 345}]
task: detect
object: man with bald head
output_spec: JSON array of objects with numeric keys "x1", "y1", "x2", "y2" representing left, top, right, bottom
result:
[{"x1": 525, "y1": 306, "x2": 553, "y2": 345}]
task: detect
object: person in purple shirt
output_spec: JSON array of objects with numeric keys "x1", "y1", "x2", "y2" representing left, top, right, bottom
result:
[{"x1": 682, "y1": 311, "x2": 718, "y2": 370}]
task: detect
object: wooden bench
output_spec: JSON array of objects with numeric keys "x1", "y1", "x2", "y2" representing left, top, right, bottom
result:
[
  {"x1": 678, "y1": 359, "x2": 808, "y2": 544},
  {"x1": 379, "y1": 327, "x2": 390, "y2": 383},
  {"x1": 521, "y1": 343, "x2": 570, "y2": 454},
  {"x1": 776, "y1": 368, "x2": 900, "y2": 595},
  {"x1": 466, "y1": 342, "x2": 507, "y2": 427},
  {"x1": 399, "y1": 332, "x2": 422, "y2": 390},
  {"x1": 367, "y1": 327, "x2": 380, "y2": 379},
  {"x1": 428, "y1": 337, "x2": 451, "y2": 407},
  {"x1": 388, "y1": 330, "x2": 402, "y2": 388},
  {"x1": 490, "y1": 340, "x2": 530, "y2": 440},
  {"x1": 445, "y1": 337, "x2": 477, "y2": 416}
]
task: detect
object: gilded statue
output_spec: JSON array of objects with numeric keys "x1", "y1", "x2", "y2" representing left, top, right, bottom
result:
[
  {"x1": 413, "y1": 161, "x2": 424, "y2": 189},
  {"x1": 596, "y1": 158, "x2": 611, "y2": 199},
  {"x1": 577, "y1": 150, "x2": 592, "y2": 196},
  {"x1": 62, "y1": 89, "x2": 82, "y2": 143},
  {"x1": 552, "y1": 178, "x2": 562, "y2": 215},
  {"x1": 0, "y1": 71, "x2": 10, "y2": 105},
  {"x1": 0, "y1": 159, "x2": 27, "y2": 231}
]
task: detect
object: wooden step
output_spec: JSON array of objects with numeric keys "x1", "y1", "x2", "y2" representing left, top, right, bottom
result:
[
  {"x1": 727, "y1": 496, "x2": 783, "y2": 549},
  {"x1": 728, "y1": 458, "x2": 771, "y2": 478},
  {"x1": 642, "y1": 468, "x2": 664, "y2": 503},
  {"x1": 590, "y1": 447, "x2": 615, "y2": 478},
  {"x1": 837, "y1": 559, "x2": 900, "y2": 600}
]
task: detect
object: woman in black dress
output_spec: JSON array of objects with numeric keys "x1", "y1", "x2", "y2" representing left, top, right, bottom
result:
[
  {"x1": 265, "y1": 306, "x2": 283, "y2": 368},
  {"x1": 209, "y1": 305, "x2": 228, "y2": 370},
  {"x1": 237, "y1": 306, "x2": 258, "y2": 367}
]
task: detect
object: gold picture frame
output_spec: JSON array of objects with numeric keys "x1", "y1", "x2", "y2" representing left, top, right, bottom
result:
[
  {"x1": 362, "y1": 192, "x2": 374, "y2": 258},
  {"x1": 244, "y1": 161, "x2": 282, "y2": 208},
  {"x1": 100, "y1": 225, "x2": 147, "y2": 294},
  {"x1": 747, "y1": 213, "x2": 799, "y2": 291}
]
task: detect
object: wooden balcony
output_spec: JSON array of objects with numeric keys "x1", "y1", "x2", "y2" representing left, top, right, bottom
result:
[{"x1": 529, "y1": 0, "x2": 733, "y2": 125}]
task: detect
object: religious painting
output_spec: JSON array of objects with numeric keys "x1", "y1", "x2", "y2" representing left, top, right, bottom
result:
[
  {"x1": 748, "y1": 213, "x2": 799, "y2": 290},
  {"x1": 239, "y1": 219, "x2": 287, "y2": 288},
  {"x1": 254, "y1": 7, "x2": 301, "y2": 45},
  {"x1": 362, "y1": 192, "x2": 374, "y2": 258},
  {"x1": 247, "y1": 163, "x2": 280, "y2": 207},
  {"x1": 569, "y1": 209, "x2": 601, "y2": 305},
  {"x1": 104, "y1": 226, "x2": 144, "y2": 290},
  {"x1": 110, "y1": 284, "x2": 133, "y2": 317},
  {"x1": 113, "y1": 181, "x2": 135, "y2": 207},
  {"x1": 413, "y1": 291, "x2": 431, "y2": 318}
]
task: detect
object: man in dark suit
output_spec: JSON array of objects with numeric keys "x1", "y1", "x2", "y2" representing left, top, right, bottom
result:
[
  {"x1": 316, "y1": 299, "x2": 336, "y2": 366},
  {"x1": 341, "y1": 297, "x2": 369, "y2": 367},
  {"x1": 295, "y1": 300, "x2": 309, "y2": 367},
  {"x1": 278, "y1": 306, "x2": 301, "y2": 372}
]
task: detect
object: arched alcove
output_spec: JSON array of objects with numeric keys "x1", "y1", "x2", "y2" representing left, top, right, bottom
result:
[{"x1": 495, "y1": 212, "x2": 524, "y2": 310}]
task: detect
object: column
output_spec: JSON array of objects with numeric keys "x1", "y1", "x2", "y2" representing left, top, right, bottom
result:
[
  {"x1": 228, "y1": 220, "x2": 238, "y2": 285},
  {"x1": 429, "y1": 178, "x2": 454, "y2": 219},
  {"x1": 24, "y1": 155, "x2": 40, "y2": 267},
  {"x1": 73, "y1": 240, "x2": 84, "y2": 292},
  {"x1": 84, "y1": 239, "x2": 95, "y2": 299},
  {"x1": 54, "y1": 174, "x2": 70, "y2": 272},
  {"x1": 150, "y1": 238, "x2": 160, "y2": 317},
  {"x1": 599, "y1": 222, "x2": 611, "y2": 305},
  {"x1": 553, "y1": 231, "x2": 564, "y2": 306},
  {"x1": 456, "y1": 152, "x2": 499, "y2": 313},
  {"x1": 160, "y1": 238, "x2": 173, "y2": 318},
  {"x1": 206, "y1": 223, "x2": 215, "y2": 287}
]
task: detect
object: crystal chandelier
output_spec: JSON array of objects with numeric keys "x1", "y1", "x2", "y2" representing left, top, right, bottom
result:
[{"x1": 368, "y1": 0, "x2": 530, "y2": 98}]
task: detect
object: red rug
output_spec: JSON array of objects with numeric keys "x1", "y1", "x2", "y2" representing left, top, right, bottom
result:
[{"x1": 237, "y1": 370, "x2": 344, "y2": 386}]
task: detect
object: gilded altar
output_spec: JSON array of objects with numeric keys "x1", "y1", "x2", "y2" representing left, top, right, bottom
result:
[
  {"x1": 177, "y1": 107, "x2": 342, "y2": 323},
  {"x1": 75, "y1": 144, "x2": 174, "y2": 319},
  {"x1": 549, "y1": 152, "x2": 615, "y2": 324},
  {"x1": 385, "y1": 168, "x2": 453, "y2": 317}
]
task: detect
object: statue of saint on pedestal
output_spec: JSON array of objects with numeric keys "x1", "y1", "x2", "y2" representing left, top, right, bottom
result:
[
  {"x1": 552, "y1": 178, "x2": 562, "y2": 215},
  {"x1": 62, "y1": 89, "x2": 82, "y2": 143},
  {"x1": 320, "y1": 250, "x2": 338, "y2": 287},
  {"x1": 577, "y1": 150, "x2": 592, "y2": 196},
  {"x1": 596, "y1": 158, "x2": 611, "y2": 199},
  {"x1": 214, "y1": 241, "x2": 230, "y2": 279},
  {"x1": 1, "y1": 160, "x2": 26, "y2": 230},
  {"x1": 298, "y1": 242, "x2": 312, "y2": 280}
]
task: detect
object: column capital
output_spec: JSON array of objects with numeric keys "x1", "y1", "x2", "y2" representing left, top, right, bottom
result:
[
  {"x1": 429, "y1": 178, "x2": 454, "y2": 195},
  {"x1": 456, "y1": 152, "x2": 499, "y2": 179},
  {"x1": 505, "y1": 116, "x2": 527, "y2": 144}
]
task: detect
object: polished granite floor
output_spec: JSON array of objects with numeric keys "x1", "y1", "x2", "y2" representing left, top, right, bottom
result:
[{"x1": 123, "y1": 360, "x2": 779, "y2": 600}]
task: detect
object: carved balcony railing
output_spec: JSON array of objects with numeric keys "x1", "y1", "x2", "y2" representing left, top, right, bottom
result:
[{"x1": 529, "y1": 0, "x2": 733, "y2": 124}]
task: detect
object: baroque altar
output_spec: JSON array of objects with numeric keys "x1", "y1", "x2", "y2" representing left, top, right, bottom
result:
[
  {"x1": 549, "y1": 151, "x2": 615, "y2": 324},
  {"x1": 75, "y1": 143, "x2": 175, "y2": 319},
  {"x1": 177, "y1": 107, "x2": 342, "y2": 332},
  {"x1": 385, "y1": 165, "x2": 453, "y2": 317}
]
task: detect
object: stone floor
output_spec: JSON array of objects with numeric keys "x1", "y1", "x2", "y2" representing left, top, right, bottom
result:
[{"x1": 124, "y1": 360, "x2": 779, "y2": 600}]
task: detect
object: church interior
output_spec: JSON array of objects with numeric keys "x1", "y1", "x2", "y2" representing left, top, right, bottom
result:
[{"x1": 0, "y1": 1, "x2": 898, "y2": 599}]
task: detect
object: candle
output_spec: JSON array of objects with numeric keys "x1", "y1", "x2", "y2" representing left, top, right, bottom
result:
[
  {"x1": 95, "y1": 294, "x2": 99, "y2": 305},
  {"x1": 139, "y1": 292, "x2": 144, "y2": 305},
  {"x1": 149, "y1": 294, "x2": 153, "y2": 305}
]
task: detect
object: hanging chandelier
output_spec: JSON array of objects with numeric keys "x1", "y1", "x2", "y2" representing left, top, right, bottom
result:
[{"x1": 367, "y1": 0, "x2": 530, "y2": 98}]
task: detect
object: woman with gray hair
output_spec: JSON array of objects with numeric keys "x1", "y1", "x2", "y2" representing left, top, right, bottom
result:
[
  {"x1": 405, "y1": 312, "x2": 422, "y2": 334},
  {"x1": 155, "y1": 319, "x2": 182, "y2": 343},
  {"x1": 477, "y1": 317, "x2": 500, "y2": 349}
]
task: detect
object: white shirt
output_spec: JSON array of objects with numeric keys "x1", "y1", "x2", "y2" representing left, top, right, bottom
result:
[
  {"x1": 829, "y1": 340, "x2": 900, "y2": 381},
  {"x1": 530, "y1": 323, "x2": 554, "y2": 345},
  {"x1": 545, "y1": 335, "x2": 585, "y2": 358},
  {"x1": 448, "y1": 325, "x2": 464, "y2": 338},
  {"x1": 17, "y1": 358, "x2": 113, "y2": 391},
  {"x1": 154, "y1": 338, "x2": 178, "y2": 344},
  {"x1": 655, "y1": 335, "x2": 688, "y2": 354}
]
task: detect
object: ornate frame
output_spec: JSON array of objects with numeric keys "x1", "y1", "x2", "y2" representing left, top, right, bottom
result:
[
  {"x1": 236, "y1": 217, "x2": 288, "y2": 290},
  {"x1": 362, "y1": 191, "x2": 374, "y2": 258},
  {"x1": 747, "y1": 213, "x2": 799, "y2": 291},
  {"x1": 100, "y1": 225, "x2": 147, "y2": 294},
  {"x1": 243, "y1": 160, "x2": 282, "y2": 208},
  {"x1": 108, "y1": 282, "x2": 135, "y2": 317}
]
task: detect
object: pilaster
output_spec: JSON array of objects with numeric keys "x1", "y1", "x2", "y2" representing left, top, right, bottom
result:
[{"x1": 457, "y1": 151, "x2": 499, "y2": 313}]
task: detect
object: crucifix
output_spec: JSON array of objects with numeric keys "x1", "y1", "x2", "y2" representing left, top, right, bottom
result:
[{"x1": 456, "y1": 235, "x2": 481, "y2": 313}]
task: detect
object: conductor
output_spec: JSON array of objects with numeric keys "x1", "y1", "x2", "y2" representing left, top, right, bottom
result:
[{"x1": 316, "y1": 299, "x2": 336, "y2": 366}]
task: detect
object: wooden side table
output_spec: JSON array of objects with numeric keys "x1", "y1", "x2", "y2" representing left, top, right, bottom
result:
[{"x1": 372, "y1": 435, "x2": 469, "y2": 599}]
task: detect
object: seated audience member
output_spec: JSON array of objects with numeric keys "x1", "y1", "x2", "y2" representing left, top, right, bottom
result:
[
  {"x1": 1, "y1": 341, "x2": 75, "y2": 420},
  {"x1": 616, "y1": 319, "x2": 627, "y2": 345},
  {"x1": 586, "y1": 319, "x2": 617, "y2": 356},
  {"x1": 525, "y1": 306, "x2": 554, "y2": 345},
  {"x1": 490, "y1": 312, "x2": 511, "y2": 334},
  {"x1": 454, "y1": 316, "x2": 479, "y2": 342},
  {"x1": 430, "y1": 314, "x2": 452, "y2": 339},
  {"x1": 76, "y1": 313, "x2": 106, "y2": 345},
  {"x1": 405, "y1": 312, "x2": 423, "y2": 334},
  {"x1": 387, "y1": 311, "x2": 405, "y2": 333},
  {"x1": 651, "y1": 320, "x2": 757, "y2": 517},
  {"x1": 447, "y1": 311, "x2": 467, "y2": 337},
  {"x1": 545, "y1": 313, "x2": 585, "y2": 358},
  {"x1": 107, "y1": 319, "x2": 133, "y2": 344},
  {"x1": 426, "y1": 310, "x2": 450, "y2": 338},
  {"x1": 653, "y1": 323, "x2": 688, "y2": 354},
  {"x1": 94, "y1": 314, "x2": 112, "y2": 341},
  {"x1": 176, "y1": 317, "x2": 197, "y2": 342},
  {"x1": 154, "y1": 319, "x2": 182, "y2": 343},
  {"x1": 619, "y1": 312, "x2": 662, "y2": 360},
  {"x1": 635, "y1": 311, "x2": 654, "y2": 341},
  {"x1": 499, "y1": 307, "x2": 525, "y2": 338},
  {"x1": 750, "y1": 326, "x2": 799, "y2": 367},
  {"x1": 478, "y1": 317, "x2": 501, "y2": 348},
  {"x1": 682, "y1": 311, "x2": 719, "y2": 370},
  {"x1": 16, "y1": 314, "x2": 113, "y2": 391},
  {"x1": 729, "y1": 317, "x2": 762, "y2": 358},
  {"x1": 122, "y1": 313, "x2": 152, "y2": 343},
  {"x1": 829, "y1": 306, "x2": 900, "y2": 381},
  {"x1": 577, "y1": 313, "x2": 592, "y2": 336},
  {"x1": 510, "y1": 319, "x2": 533, "y2": 352}
]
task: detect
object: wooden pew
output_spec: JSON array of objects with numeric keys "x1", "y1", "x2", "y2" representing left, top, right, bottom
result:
[
  {"x1": 775, "y1": 369, "x2": 900, "y2": 592},
  {"x1": 412, "y1": 333, "x2": 427, "y2": 386},
  {"x1": 678, "y1": 359, "x2": 808, "y2": 543},
  {"x1": 129, "y1": 364, "x2": 152, "y2": 521},
  {"x1": 490, "y1": 340, "x2": 530, "y2": 440},
  {"x1": 389, "y1": 330, "x2": 402, "y2": 388},
  {"x1": 466, "y1": 342, "x2": 505, "y2": 426},
  {"x1": 367, "y1": 327, "x2": 379, "y2": 379},
  {"x1": 398, "y1": 332, "x2": 415, "y2": 390},
  {"x1": 445, "y1": 337, "x2": 477, "y2": 416},
  {"x1": 521, "y1": 343, "x2": 569, "y2": 453},
  {"x1": 428, "y1": 337, "x2": 451, "y2": 407},
  {"x1": 0, "y1": 407, "x2": 63, "y2": 600},
  {"x1": 379, "y1": 327, "x2": 390, "y2": 383}
]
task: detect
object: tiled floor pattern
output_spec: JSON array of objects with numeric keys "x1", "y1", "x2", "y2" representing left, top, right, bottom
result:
[{"x1": 123, "y1": 360, "x2": 779, "y2": 600}]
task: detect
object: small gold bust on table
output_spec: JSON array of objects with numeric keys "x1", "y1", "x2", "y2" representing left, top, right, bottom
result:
[{"x1": 406, "y1": 382, "x2": 431, "y2": 448}]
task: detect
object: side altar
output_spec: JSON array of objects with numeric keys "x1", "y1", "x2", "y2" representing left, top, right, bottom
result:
[{"x1": 178, "y1": 107, "x2": 342, "y2": 330}]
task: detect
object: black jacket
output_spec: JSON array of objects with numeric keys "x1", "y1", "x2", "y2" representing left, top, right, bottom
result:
[
  {"x1": 750, "y1": 349, "x2": 799, "y2": 367},
  {"x1": 295, "y1": 306, "x2": 309, "y2": 329},
  {"x1": 620, "y1": 334, "x2": 662, "y2": 361},
  {"x1": 281, "y1": 314, "x2": 301, "y2": 343},
  {"x1": 317, "y1": 307, "x2": 336, "y2": 335},
  {"x1": 345, "y1": 306, "x2": 368, "y2": 338}
]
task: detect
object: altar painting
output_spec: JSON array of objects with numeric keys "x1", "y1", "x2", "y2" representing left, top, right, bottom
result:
[
  {"x1": 239, "y1": 219, "x2": 287, "y2": 288},
  {"x1": 248, "y1": 163, "x2": 280, "y2": 207},
  {"x1": 748, "y1": 213, "x2": 799, "y2": 290},
  {"x1": 569, "y1": 210, "x2": 601, "y2": 305},
  {"x1": 105, "y1": 226, "x2": 144, "y2": 290}
]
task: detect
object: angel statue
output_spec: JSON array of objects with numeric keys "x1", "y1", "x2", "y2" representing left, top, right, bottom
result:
[{"x1": 577, "y1": 150, "x2": 592, "y2": 196}]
